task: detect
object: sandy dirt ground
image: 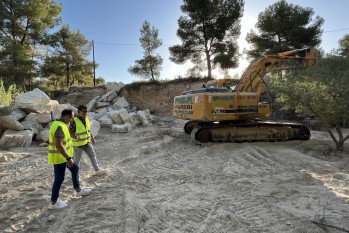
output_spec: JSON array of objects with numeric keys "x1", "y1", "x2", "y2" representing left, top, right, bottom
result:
[{"x1": 0, "y1": 118, "x2": 349, "y2": 233}]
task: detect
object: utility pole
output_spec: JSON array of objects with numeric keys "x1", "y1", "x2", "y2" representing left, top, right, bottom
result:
[{"x1": 92, "y1": 40, "x2": 96, "y2": 86}]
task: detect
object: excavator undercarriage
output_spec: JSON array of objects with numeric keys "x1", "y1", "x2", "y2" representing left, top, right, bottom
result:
[{"x1": 186, "y1": 120, "x2": 310, "y2": 144}]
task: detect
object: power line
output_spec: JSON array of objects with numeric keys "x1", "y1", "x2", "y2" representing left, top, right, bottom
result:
[
  {"x1": 94, "y1": 41, "x2": 140, "y2": 46},
  {"x1": 93, "y1": 27, "x2": 349, "y2": 47},
  {"x1": 323, "y1": 27, "x2": 349, "y2": 33},
  {"x1": 93, "y1": 41, "x2": 171, "y2": 47}
]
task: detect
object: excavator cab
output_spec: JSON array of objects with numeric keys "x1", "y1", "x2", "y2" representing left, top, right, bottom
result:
[{"x1": 206, "y1": 79, "x2": 239, "y2": 91}]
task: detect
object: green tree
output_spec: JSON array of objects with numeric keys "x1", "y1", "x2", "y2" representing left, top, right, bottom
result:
[
  {"x1": 338, "y1": 34, "x2": 349, "y2": 57},
  {"x1": 246, "y1": 0, "x2": 323, "y2": 59},
  {"x1": 41, "y1": 25, "x2": 94, "y2": 88},
  {"x1": 95, "y1": 76, "x2": 105, "y2": 85},
  {"x1": 169, "y1": 0, "x2": 244, "y2": 79},
  {"x1": 272, "y1": 54, "x2": 349, "y2": 152},
  {"x1": 128, "y1": 21, "x2": 163, "y2": 81},
  {"x1": 0, "y1": 0, "x2": 62, "y2": 88}
]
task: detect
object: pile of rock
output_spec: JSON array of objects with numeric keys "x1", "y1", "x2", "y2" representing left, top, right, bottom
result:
[{"x1": 0, "y1": 82, "x2": 153, "y2": 152}]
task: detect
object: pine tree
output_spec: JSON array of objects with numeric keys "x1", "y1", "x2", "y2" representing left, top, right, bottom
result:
[{"x1": 128, "y1": 21, "x2": 163, "y2": 81}]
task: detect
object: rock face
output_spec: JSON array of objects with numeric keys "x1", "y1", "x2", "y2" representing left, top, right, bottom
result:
[{"x1": 120, "y1": 81, "x2": 203, "y2": 115}]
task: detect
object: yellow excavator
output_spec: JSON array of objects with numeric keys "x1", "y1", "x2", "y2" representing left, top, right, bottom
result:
[{"x1": 173, "y1": 47, "x2": 319, "y2": 144}]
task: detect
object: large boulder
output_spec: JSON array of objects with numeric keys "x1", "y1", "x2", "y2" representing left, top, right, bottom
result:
[
  {"x1": 51, "y1": 104, "x2": 78, "y2": 120},
  {"x1": 10, "y1": 108, "x2": 27, "y2": 121},
  {"x1": 24, "y1": 112, "x2": 52, "y2": 124},
  {"x1": 137, "y1": 110, "x2": 150, "y2": 126},
  {"x1": 14, "y1": 88, "x2": 52, "y2": 113},
  {"x1": 0, "y1": 129, "x2": 34, "y2": 148},
  {"x1": 22, "y1": 121, "x2": 43, "y2": 135},
  {"x1": 98, "y1": 115, "x2": 113, "y2": 128},
  {"x1": 107, "y1": 110, "x2": 124, "y2": 124},
  {"x1": 111, "y1": 123, "x2": 131, "y2": 133},
  {"x1": 86, "y1": 96, "x2": 100, "y2": 112},
  {"x1": 0, "y1": 116, "x2": 25, "y2": 131},
  {"x1": 112, "y1": 96, "x2": 129, "y2": 109},
  {"x1": 36, "y1": 127, "x2": 50, "y2": 142},
  {"x1": 105, "y1": 82, "x2": 124, "y2": 93},
  {"x1": 90, "y1": 119, "x2": 101, "y2": 138}
]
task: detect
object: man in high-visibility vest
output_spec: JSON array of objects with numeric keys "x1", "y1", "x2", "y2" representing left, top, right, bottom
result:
[
  {"x1": 69, "y1": 105, "x2": 105, "y2": 174},
  {"x1": 48, "y1": 109, "x2": 91, "y2": 209}
]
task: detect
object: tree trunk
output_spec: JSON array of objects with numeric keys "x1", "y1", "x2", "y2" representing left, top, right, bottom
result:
[
  {"x1": 325, "y1": 127, "x2": 348, "y2": 152},
  {"x1": 149, "y1": 61, "x2": 155, "y2": 81},
  {"x1": 66, "y1": 63, "x2": 70, "y2": 88},
  {"x1": 335, "y1": 141, "x2": 344, "y2": 152},
  {"x1": 206, "y1": 52, "x2": 212, "y2": 79}
]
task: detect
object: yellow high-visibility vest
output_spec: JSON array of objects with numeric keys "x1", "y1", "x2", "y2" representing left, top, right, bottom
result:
[
  {"x1": 48, "y1": 121, "x2": 73, "y2": 165},
  {"x1": 72, "y1": 116, "x2": 91, "y2": 147}
]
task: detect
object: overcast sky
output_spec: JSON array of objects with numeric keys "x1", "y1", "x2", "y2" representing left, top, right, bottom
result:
[{"x1": 55, "y1": 0, "x2": 349, "y2": 84}]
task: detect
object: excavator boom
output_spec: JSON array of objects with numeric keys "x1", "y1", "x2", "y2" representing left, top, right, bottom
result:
[{"x1": 236, "y1": 47, "x2": 319, "y2": 94}]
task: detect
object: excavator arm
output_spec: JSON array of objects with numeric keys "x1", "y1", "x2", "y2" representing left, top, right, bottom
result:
[{"x1": 235, "y1": 47, "x2": 319, "y2": 95}]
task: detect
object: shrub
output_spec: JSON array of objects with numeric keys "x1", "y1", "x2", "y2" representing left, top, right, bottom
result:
[{"x1": 0, "y1": 80, "x2": 21, "y2": 106}]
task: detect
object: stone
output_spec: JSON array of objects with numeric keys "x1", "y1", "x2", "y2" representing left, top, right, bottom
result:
[
  {"x1": 111, "y1": 123, "x2": 131, "y2": 133},
  {"x1": 0, "y1": 155, "x2": 8, "y2": 163},
  {"x1": 100, "y1": 91, "x2": 116, "y2": 102},
  {"x1": 0, "y1": 129, "x2": 34, "y2": 148},
  {"x1": 36, "y1": 127, "x2": 50, "y2": 142},
  {"x1": 137, "y1": 110, "x2": 150, "y2": 126},
  {"x1": 129, "y1": 112, "x2": 141, "y2": 127},
  {"x1": 107, "y1": 110, "x2": 124, "y2": 124},
  {"x1": 10, "y1": 108, "x2": 27, "y2": 121},
  {"x1": 95, "y1": 101, "x2": 110, "y2": 109},
  {"x1": 105, "y1": 82, "x2": 124, "y2": 93},
  {"x1": 14, "y1": 88, "x2": 52, "y2": 113},
  {"x1": 86, "y1": 96, "x2": 100, "y2": 112},
  {"x1": 90, "y1": 119, "x2": 101, "y2": 138},
  {"x1": 15, "y1": 88, "x2": 50, "y2": 104},
  {"x1": 24, "y1": 112, "x2": 52, "y2": 124},
  {"x1": 0, "y1": 115, "x2": 25, "y2": 131},
  {"x1": 98, "y1": 115, "x2": 113, "y2": 128},
  {"x1": 118, "y1": 108, "x2": 132, "y2": 124},
  {"x1": 22, "y1": 121, "x2": 43, "y2": 135},
  {"x1": 112, "y1": 96, "x2": 129, "y2": 109}
]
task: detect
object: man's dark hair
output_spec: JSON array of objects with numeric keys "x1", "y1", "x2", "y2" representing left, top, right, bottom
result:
[
  {"x1": 61, "y1": 109, "x2": 73, "y2": 117},
  {"x1": 78, "y1": 105, "x2": 87, "y2": 112}
]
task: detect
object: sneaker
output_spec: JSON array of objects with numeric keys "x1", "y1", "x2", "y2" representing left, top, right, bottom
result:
[
  {"x1": 95, "y1": 169, "x2": 107, "y2": 175},
  {"x1": 51, "y1": 199, "x2": 68, "y2": 209},
  {"x1": 77, "y1": 187, "x2": 92, "y2": 196}
]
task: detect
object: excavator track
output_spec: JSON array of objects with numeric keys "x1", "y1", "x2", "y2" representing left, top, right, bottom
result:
[{"x1": 188, "y1": 121, "x2": 310, "y2": 144}]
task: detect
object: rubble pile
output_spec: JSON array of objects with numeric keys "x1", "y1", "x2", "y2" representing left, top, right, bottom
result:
[{"x1": 0, "y1": 82, "x2": 153, "y2": 155}]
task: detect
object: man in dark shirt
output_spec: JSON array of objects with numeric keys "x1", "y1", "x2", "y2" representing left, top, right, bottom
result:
[{"x1": 69, "y1": 105, "x2": 105, "y2": 175}]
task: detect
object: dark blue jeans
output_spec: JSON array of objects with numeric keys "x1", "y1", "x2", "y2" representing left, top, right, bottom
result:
[{"x1": 51, "y1": 162, "x2": 80, "y2": 204}]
